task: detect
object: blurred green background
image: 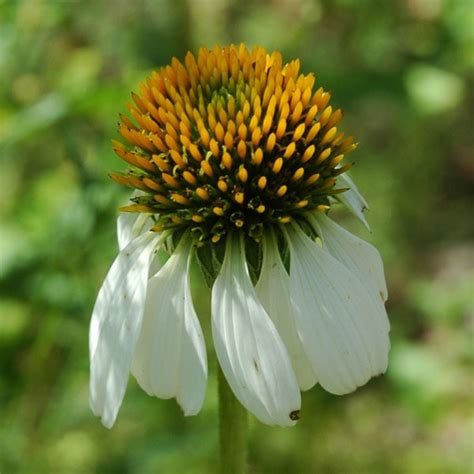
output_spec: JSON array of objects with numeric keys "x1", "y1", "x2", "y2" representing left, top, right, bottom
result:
[{"x1": 0, "y1": 0, "x2": 473, "y2": 472}]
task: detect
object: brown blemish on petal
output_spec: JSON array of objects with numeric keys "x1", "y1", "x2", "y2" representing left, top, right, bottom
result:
[{"x1": 289, "y1": 410, "x2": 300, "y2": 421}]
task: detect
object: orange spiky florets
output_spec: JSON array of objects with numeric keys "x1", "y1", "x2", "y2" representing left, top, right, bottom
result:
[{"x1": 111, "y1": 44, "x2": 356, "y2": 243}]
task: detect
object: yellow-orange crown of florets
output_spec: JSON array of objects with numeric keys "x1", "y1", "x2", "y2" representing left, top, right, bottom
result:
[{"x1": 111, "y1": 44, "x2": 356, "y2": 243}]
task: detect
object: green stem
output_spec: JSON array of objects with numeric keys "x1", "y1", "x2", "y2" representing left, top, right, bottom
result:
[{"x1": 218, "y1": 366, "x2": 248, "y2": 474}]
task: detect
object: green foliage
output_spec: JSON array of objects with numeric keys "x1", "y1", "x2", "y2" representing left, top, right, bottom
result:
[{"x1": 0, "y1": 0, "x2": 472, "y2": 472}]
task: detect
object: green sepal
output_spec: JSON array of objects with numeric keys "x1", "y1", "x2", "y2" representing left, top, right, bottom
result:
[{"x1": 195, "y1": 239, "x2": 225, "y2": 288}]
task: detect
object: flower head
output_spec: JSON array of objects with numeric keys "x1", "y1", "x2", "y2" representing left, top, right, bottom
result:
[{"x1": 89, "y1": 44, "x2": 390, "y2": 429}]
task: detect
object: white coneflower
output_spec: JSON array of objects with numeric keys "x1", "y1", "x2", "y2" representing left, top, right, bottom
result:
[{"x1": 89, "y1": 44, "x2": 390, "y2": 429}]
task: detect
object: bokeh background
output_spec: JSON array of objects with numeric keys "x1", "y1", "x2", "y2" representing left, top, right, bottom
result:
[{"x1": 0, "y1": 0, "x2": 473, "y2": 472}]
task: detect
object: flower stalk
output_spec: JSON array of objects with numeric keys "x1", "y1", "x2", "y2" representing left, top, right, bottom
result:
[{"x1": 218, "y1": 366, "x2": 248, "y2": 474}]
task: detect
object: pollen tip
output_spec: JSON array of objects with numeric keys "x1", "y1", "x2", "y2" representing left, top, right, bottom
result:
[
  {"x1": 196, "y1": 187, "x2": 210, "y2": 201},
  {"x1": 234, "y1": 191, "x2": 245, "y2": 205},
  {"x1": 200, "y1": 160, "x2": 214, "y2": 177},
  {"x1": 213, "y1": 206, "x2": 225, "y2": 216},
  {"x1": 272, "y1": 157, "x2": 283, "y2": 174},
  {"x1": 171, "y1": 193, "x2": 190, "y2": 205},
  {"x1": 154, "y1": 194, "x2": 172, "y2": 206},
  {"x1": 217, "y1": 179, "x2": 228, "y2": 193},
  {"x1": 276, "y1": 185, "x2": 287, "y2": 197},
  {"x1": 119, "y1": 204, "x2": 152, "y2": 213},
  {"x1": 291, "y1": 167, "x2": 304, "y2": 182},
  {"x1": 192, "y1": 214, "x2": 204, "y2": 223},
  {"x1": 238, "y1": 166, "x2": 249, "y2": 183}
]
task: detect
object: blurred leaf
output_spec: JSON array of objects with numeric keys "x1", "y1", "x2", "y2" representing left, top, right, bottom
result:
[{"x1": 405, "y1": 64, "x2": 466, "y2": 114}]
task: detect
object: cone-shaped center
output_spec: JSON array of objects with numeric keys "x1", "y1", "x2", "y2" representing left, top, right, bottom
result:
[{"x1": 112, "y1": 44, "x2": 356, "y2": 243}]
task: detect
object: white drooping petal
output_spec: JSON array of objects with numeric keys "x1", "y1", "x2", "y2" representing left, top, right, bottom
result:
[
  {"x1": 117, "y1": 212, "x2": 153, "y2": 251},
  {"x1": 131, "y1": 237, "x2": 207, "y2": 416},
  {"x1": 335, "y1": 173, "x2": 370, "y2": 231},
  {"x1": 256, "y1": 232, "x2": 317, "y2": 391},
  {"x1": 89, "y1": 231, "x2": 160, "y2": 428},
  {"x1": 309, "y1": 212, "x2": 389, "y2": 304},
  {"x1": 212, "y1": 233, "x2": 301, "y2": 427},
  {"x1": 284, "y1": 224, "x2": 390, "y2": 396}
]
